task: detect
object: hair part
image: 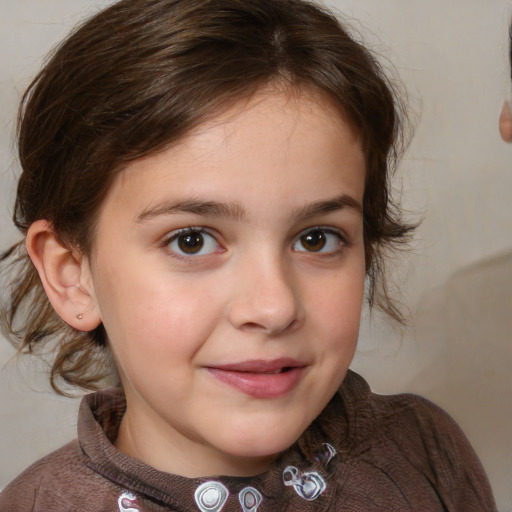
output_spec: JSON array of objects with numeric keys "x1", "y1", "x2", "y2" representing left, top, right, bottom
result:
[{"x1": 1, "y1": 0, "x2": 414, "y2": 394}]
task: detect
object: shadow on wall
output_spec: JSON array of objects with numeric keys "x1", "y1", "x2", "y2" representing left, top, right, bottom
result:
[{"x1": 410, "y1": 251, "x2": 512, "y2": 512}]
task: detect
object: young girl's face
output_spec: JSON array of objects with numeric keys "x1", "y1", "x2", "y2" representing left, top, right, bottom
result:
[{"x1": 84, "y1": 87, "x2": 366, "y2": 477}]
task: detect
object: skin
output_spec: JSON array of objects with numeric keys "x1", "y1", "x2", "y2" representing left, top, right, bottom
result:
[
  {"x1": 75, "y1": 87, "x2": 367, "y2": 477},
  {"x1": 499, "y1": 100, "x2": 512, "y2": 143}
]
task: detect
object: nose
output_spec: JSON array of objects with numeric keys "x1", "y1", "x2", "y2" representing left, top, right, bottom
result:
[{"x1": 227, "y1": 255, "x2": 303, "y2": 336}]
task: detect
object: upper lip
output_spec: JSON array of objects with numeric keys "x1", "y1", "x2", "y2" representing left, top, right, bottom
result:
[{"x1": 207, "y1": 358, "x2": 307, "y2": 373}]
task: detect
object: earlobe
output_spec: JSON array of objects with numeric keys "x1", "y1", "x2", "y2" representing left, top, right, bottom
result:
[
  {"x1": 499, "y1": 100, "x2": 512, "y2": 143},
  {"x1": 26, "y1": 220, "x2": 101, "y2": 331}
]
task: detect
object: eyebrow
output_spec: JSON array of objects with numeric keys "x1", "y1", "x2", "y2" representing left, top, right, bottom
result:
[
  {"x1": 136, "y1": 194, "x2": 362, "y2": 223},
  {"x1": 137, "y1": 199, "x2": 246, "y2": 222},
  {"x1": 292, "y1": 194, "x2": 362, "y2": 222}
]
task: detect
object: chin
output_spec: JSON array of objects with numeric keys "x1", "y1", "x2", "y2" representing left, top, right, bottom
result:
[{"x1": 219, "y1": 423, "x2": 305, "y2": 460}]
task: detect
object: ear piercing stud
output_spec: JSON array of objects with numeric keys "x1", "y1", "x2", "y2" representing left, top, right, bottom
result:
[{"x1": 76, "y1": 313, "x2": 84, "y2": 320}]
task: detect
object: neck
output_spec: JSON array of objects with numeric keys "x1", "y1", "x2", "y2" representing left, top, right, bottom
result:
[{"x1": 115, "y1": 406, "x2": 278, "y2": 478}]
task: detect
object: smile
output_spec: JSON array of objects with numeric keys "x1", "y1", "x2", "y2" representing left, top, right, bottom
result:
[{"x1": 206, "y1": 359, "x2": 307, "y2": 399}]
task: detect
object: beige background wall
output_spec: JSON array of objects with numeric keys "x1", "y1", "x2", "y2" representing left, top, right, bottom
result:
[{"x1": 1, "y1": 1, "x2": 511, "y2": 509}]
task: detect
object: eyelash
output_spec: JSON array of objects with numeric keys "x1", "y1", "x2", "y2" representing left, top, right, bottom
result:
[
  {"x1": 162, "y1": 225, "x2": 350, "y2": 260},
  {"x1": 162, "y1": 227, "x2": 223, "y2": 259},
  {"x1": 292, "y1": 226, "x2": 350, "y2": 254}
]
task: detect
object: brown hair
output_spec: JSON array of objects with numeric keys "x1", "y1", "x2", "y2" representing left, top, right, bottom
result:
[
  {"x1": 1, "y1": 0, "x2": 414, "y2": 394},
  {"x1": 509, "y1": 20, "x2": 512, "y2": 82}
]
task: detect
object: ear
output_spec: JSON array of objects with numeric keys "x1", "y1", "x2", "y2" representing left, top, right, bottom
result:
[
  {"x1": 499, "y1": 100, "x2": 512, "y2": 143},
  {"x1": 26, "y1": 220, "x2": 102, "y2": 331}
]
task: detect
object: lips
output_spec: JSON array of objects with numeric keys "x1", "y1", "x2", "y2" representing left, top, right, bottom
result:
[{"x1": 206, "y1": 358, "x2": 307, "y2": 399}]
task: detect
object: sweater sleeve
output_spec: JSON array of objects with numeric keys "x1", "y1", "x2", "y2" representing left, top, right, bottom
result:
[
  {"x1": 0, "y1": 473, "x2": 64, "y2": 512},
  {"x1": 398, "y1": 395, "x2": 497, "y2": 511},
  {"x1": 0, "y1": 485, "x2": 37, "y2": 512},
  {"x1": 0, "y1": 443, "x2": 82, "y2": 512}
]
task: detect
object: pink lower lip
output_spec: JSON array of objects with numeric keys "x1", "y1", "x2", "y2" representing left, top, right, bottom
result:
[{"x1": 207, "y1": 364, "x2": 306, "y2": 399}]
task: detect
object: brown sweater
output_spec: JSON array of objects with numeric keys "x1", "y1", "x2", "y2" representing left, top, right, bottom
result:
[{"x1": 0, "y1": 371, "x2": 496, "y2": 511}]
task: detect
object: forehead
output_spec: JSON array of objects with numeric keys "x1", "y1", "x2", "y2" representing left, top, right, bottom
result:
[{"x1": 99, "y1": 87, "x2": 365, "y2": 222}]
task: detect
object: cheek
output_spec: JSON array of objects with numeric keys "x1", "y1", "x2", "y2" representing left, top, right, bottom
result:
[
  {"x1": 310, "y1": 259, "x2": 365, "y2": 318},
  {"x1": 307, "y1": 262, "x2": 365, "y2": 352},
  {"x1": 94, "y1": 262, "x2": 224, "y2": 361}
]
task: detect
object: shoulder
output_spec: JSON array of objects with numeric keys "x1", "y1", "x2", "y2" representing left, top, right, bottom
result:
[
  {"x1": 0, "y1": 390, "x2": 134, "y2": 511},
  {"x1": 0, "y1": 440, "x2": 91, "y2": 511},
  {"x1": 359, "y1": 379, "x2": 480, "y2": 467},
  {"x1": 339, "y1": 370, "x2": 477, "y2": 451},
  {"x1": 330, "y1": 371, "x2": 497, "y2": 510}
]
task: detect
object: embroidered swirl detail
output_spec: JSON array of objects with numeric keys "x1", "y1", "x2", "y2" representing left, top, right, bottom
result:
[
  {"x1": 194, "y1": 481, "x2": 229, "y2": 512},
  {"x1": 239, "y1": 486, "x2": 263, "y2": 512},
  {"x1": 313, "y1": 442, "x2": 337, "y2": 467},
  {"x1": 118, "y1": 491, "x2": 140, "y2": 512},
  {"x1": 283, "y1": 465, "x2": 327, "y2": 501}
]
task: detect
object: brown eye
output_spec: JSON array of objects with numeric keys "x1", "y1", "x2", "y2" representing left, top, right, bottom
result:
[
  {"x1": 168, "y1": 229, "x2": 219, "y2": 257},
  {"x1": 177, "y1": 232, "x2": 204, "y2": 254},
  {"x1": 293, "y1": 228, "x2": 344, "y2": 253},
  {"x1": 300, "y1": 230, "x2": 326, "y2": 252}
]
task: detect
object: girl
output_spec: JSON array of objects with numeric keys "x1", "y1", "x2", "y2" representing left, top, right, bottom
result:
[{"x1": 0, "y1": 0, "x2": 496, "y2": 510}]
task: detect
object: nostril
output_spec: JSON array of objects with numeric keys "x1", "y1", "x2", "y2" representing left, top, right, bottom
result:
[
  {"x1": 240, "y1": 318, "x2": 299, "y2": 335},
  {"x1": 228, "y1": 278, "x2": 302, "y2": 335},
  {"x1": 241, "y1": 322, "x2": 264, "y2": 332}
]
